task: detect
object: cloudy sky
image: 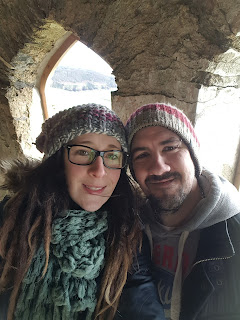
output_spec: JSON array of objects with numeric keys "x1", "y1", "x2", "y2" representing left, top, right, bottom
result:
[{"x1": 58, "y1": 41, "x2": 113, "y2": 76}]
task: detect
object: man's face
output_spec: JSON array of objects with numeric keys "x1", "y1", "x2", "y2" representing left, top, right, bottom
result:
[{"x1": 131, "y1": 126, "x2": 197, "y2": 214}]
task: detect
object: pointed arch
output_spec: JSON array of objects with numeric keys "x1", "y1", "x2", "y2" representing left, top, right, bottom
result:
[{"x1": 39, "y1": 33, "x2": 79, "y2": 120}]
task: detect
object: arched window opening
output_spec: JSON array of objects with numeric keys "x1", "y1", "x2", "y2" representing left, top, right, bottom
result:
[
  {"x1": 44, "y1": 40, "x2": 117, "y2": 118},
  {"x1": 39, "y1": 33, "x2": 79, "y2": 120}
]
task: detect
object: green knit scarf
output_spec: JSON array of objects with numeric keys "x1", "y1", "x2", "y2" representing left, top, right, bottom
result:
[{"x1": 14, "y1": 209, "x2": 108, "y2": 320}]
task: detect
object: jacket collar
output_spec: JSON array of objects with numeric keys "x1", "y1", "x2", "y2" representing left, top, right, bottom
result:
[{"x1": 195, "y1": 220, "x2": 235, "y2": 263}]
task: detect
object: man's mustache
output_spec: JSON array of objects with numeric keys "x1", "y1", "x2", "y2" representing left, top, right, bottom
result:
[{"x1": 145, "y1": 172, "x2": 181, "y2": 184}]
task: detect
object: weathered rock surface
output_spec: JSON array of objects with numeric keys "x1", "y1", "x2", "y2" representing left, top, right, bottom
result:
[{"x1": 0, "y1": 0, "x2": 239, "y2": 188}]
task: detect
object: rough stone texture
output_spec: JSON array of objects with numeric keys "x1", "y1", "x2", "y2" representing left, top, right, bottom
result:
[
  {"x1": 112, "y1": 94, "x2": 197, "y2": 125},
  {"x1": 5, "y1": 20, "x2": 68, "y2": 156},
  {"x1": 0, "y1": 99, "x2": 23, "y2": 160},
  {"x1": 0, "y1": 0, "x2": 240, "y2": 194}
]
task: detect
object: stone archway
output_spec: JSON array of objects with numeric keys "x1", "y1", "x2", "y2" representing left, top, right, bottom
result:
[{"x1": 0, "y1": 0, "x2": 240, "y2": 187}]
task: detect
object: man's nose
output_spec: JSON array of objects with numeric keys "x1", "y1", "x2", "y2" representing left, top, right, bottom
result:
[
  {"x1": 149, "y1": 154, "x2": 171, "y2": 176},
  {"x1": 88, "y1": 156, "x2": 106, "y2": 178}
]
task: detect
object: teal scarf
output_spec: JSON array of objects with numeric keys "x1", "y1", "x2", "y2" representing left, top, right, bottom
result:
[{"x1": 14, "y1": 209, "x2": 108, "y2": 320}]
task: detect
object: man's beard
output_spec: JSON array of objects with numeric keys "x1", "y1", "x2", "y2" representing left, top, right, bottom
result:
[{"x1": 146, "y1": 172, "x2": 188, "y2": 218}]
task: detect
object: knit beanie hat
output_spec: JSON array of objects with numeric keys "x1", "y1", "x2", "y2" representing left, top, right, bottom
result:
[
  {"x1": 126, "y1": 103, "x2": 202, "y2": 177},
  {"x1": 36, "y1": 103, "x2": 127, "y2": 158}
]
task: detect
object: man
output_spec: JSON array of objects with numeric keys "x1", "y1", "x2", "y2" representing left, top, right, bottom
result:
[{"x1": 125, "y1": 103, "x2": 240, "y2": 320}]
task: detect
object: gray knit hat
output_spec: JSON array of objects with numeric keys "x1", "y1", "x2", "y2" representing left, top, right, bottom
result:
[
  {"x1": 36, "y1": 104, "x2": 127, "y2": 158},
  {"x1": 126, "y1": 103, "x2": 202, "y2": 177}
]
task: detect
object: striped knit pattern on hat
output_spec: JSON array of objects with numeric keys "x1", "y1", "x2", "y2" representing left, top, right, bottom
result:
[
  {"x1": 36, "y1": 104, "x2": 127, "y2": 158},
  {"x1": 126, "y1": 103, "x2": 202, "y2": 177}
]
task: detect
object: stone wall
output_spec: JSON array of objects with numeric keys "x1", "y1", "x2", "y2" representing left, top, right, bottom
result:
[{"x1": 0, "y1": 0, "x2": 239, "y2": 193}]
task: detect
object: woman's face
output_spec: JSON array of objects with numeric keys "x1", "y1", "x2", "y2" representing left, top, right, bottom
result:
[{"x1": 64, "y1": 133, "x2": 122, "y2": 212}]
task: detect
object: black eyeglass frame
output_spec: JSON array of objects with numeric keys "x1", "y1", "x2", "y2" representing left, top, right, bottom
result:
[{"x1": 65, "y1": 144, "x2": 129, "y2": 169}]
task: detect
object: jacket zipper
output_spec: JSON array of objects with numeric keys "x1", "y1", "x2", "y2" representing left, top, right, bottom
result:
[{"x1": 191, "y1": 254, "x2": 234, "y2": 270}]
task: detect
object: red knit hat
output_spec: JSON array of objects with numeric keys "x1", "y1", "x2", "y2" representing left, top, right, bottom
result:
[{"x1": 126, "y1": 103, "x2": 202, "y2": 177}]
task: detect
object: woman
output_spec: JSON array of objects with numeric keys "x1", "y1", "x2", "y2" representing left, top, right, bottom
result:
[{"x1": 0, "y1": 104, "x2": 141, "y2": 320}]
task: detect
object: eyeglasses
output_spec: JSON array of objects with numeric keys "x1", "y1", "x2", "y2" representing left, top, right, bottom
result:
[{"x1": 65, "y1": 145, "x2": 129, "y2": 169}]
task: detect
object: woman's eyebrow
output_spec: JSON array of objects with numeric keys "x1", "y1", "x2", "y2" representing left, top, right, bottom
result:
[
  {"x1": 106, "y1": 144, "x2": 121, "y2": 149},
  {"x1": 71, "y1": 141, "x2": 121, "y2": 149},
  {"x1": 72, "y1": 140, "x2": 92, "y2": 145}
]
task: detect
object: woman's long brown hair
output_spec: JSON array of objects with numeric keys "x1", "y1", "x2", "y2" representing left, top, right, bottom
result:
[{"x1": 0, "y1": 150, "x2": 142, "y2": 320}]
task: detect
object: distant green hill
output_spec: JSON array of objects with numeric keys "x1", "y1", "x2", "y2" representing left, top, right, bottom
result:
[{"x1": 50, "y1": 66, "x2": 117, "y2": 91}]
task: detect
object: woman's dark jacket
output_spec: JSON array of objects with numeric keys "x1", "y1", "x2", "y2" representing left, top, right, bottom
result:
[{"x1": 115, "y1": 232, "x2": 166, "y2": 320}]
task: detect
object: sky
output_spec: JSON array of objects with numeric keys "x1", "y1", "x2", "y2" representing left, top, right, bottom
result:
[{"x1": 58, "y1": 41, "x2": 113, "y2": 76}]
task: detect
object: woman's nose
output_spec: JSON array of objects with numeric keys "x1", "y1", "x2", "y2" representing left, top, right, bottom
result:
[{"x1": 88, "y1": 156, "x2": 106, "y2": 177}]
